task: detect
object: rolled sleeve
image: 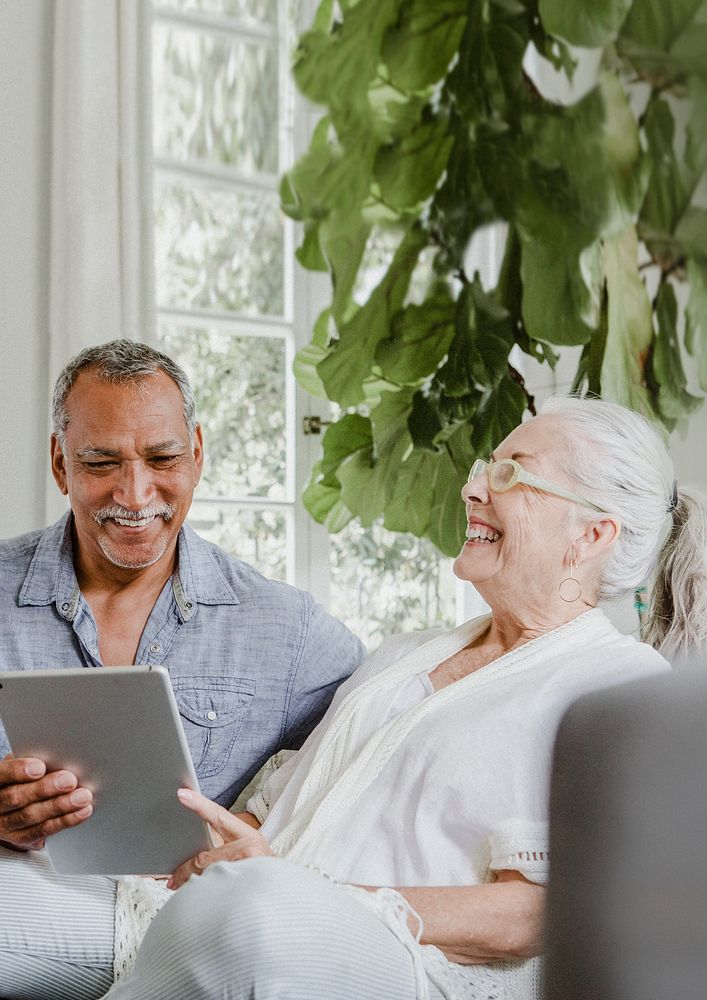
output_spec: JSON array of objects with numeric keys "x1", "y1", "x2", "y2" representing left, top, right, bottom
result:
[{"x1": 488, "y1": 819, "x2": 550, "y2": 885}]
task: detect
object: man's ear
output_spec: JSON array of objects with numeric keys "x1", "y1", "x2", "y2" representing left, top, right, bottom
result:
[
  {"x1": 575, "y1": 516, "x2": 621, "y2": 567},
  {"x1": 50, "y1": 434, "x2": 69, "y2": 495},
  {"x1": 192, "y1": 423, "x2": 204, "y2": 487}
]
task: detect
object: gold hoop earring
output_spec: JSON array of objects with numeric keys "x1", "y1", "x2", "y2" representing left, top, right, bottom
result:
[{"x1": 559, "y1": 549, "x2": 582, "y2": 603}]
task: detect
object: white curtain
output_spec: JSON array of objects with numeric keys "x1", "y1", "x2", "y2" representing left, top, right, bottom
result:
[{"x1": 46, "y1": 0, "x2": 155, "y2": 522}]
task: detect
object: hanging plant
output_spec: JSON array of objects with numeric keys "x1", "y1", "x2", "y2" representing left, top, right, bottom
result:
[{"x1": 281, "y1": 0, "x2": 707, "y2": 557}]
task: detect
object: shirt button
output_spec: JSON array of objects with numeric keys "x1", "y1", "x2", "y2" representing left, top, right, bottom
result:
[
  {"x1": 61, "y1": 603, "x2": 71, "y2": 611},
  {"x1": 185, "y1": 601, "x2": 193, "y2": 609},
  {"x1": 149, "y1": 642, "x2": 161, "y2": 653},
  {"x1": 206, "y1": 710, "x2": 217, "y2": 721}
]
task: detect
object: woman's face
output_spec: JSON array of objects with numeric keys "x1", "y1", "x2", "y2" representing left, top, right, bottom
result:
[{"x1": 453, "y1": 415, "x2": 581, "y2": 600}]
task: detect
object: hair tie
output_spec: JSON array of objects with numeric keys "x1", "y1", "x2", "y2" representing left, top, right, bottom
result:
[{"x1": 667, "y1": 480, "x2": 679, "y2": 513}]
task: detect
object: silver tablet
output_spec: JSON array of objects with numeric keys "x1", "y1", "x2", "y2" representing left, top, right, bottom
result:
[{"x1": 0, "y1": 666, "x2": 214, "y2": 875}]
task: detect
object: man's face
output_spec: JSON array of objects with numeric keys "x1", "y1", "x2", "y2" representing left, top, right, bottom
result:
[{"x1": 51, "y1": 368, "x2": 203, "y2": 577}]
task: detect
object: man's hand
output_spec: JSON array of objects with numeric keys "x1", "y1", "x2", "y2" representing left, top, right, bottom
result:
[
  {"x1": 0, "y1": 754, "x2": 93, "y2": 850},
  {"x1": 167, "y1": 788, "x2": 272, "y2": 890}
]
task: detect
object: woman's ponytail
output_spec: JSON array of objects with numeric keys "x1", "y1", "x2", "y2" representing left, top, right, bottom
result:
[{"x1": 644, "y1": 487, "x2": 707, "y2": 657}]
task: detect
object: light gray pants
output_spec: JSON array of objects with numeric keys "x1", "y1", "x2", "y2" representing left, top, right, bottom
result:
[
  {"x1": 0, "y1": 845, "x2": 116, "y2": 999},
  {"x1": 106, "y1": 858, "x2": 441, "y2": 1000}
]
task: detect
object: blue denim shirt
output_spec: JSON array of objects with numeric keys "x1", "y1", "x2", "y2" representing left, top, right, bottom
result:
[{"x1": 0, "y1": 514, "x2": 365, "y2": 806}]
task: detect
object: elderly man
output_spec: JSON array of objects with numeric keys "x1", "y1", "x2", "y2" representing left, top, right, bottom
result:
[{"x1": 0, "y1": 339, "x2": 364, "y2": 998}]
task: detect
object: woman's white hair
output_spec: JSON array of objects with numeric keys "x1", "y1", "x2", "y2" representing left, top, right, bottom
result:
[{"x1": 540, "y1": 395, "x2": 707, "y2": 657}]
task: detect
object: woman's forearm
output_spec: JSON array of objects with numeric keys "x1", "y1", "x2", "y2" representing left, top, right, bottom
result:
[{"x1": 397, "y1": 874, "x2": 545, "y2": 964}]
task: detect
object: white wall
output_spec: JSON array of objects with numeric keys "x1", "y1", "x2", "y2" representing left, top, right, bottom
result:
[
  {"x1": 0, "y1": 0, "x2": 53, "y2": 538},
  {"x1": 0, "y1": 2, "x2": 705, "y2": 547}
]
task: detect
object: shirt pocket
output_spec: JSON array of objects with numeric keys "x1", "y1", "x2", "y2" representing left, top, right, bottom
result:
[{"x1": 171, "y1": 675, "x2": 255, "y2": 779}]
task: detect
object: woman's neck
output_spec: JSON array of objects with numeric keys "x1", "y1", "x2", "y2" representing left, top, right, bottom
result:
[{"x1": 482, "y1": 599, "x2": 596, "y2": 655}]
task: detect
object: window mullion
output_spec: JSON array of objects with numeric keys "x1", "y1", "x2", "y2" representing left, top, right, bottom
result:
[
  {"x1": 154, "y1": 7, "x2": 275, "y2": 43},
  {"x1": 155, "y1": 156, "x2": 278, "y2": 193}
]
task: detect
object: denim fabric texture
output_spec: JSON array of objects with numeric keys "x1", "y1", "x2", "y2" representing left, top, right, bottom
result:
[{"x1": 0, "y1": 513, "x2": 365, "y2": 807}]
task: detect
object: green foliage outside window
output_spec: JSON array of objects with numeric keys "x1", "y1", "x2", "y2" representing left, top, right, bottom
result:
[{"x1": 282, "y1": 0, "x2": 707, "y2": 558}]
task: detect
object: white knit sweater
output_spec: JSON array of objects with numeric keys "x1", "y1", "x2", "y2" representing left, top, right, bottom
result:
[{"x1": 249, "y1": 609, "x2": 669, "y2": 999}]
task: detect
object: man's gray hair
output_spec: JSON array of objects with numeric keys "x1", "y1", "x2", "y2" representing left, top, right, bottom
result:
[{"x1": 52, "y1": 339, "x2": 197, "y2": 446}]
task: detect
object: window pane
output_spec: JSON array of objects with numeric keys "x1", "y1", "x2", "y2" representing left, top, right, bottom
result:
[
  {"x1": 153, "y1": 0, "x2": 276, "y2": 26},
  {"x1": 159, "y1": 322, "x2": 287, "y2": 499},
  {"x1": 153, "y1": 24, "x2": 278, "y2": 173},
  {"x1": 155, "y1": 176, "x2": 284, "y2": 315},
  {"x1": 188, "y1": 500, "x2": 287, "y2": 580},
  {"x1": 328, "y1": 520, "x2": 457, "y2": 649}
]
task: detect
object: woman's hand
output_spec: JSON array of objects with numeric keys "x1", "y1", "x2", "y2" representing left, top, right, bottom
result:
[{"x1": 167, "y1": 788, "x2": 273, "y2": 890}]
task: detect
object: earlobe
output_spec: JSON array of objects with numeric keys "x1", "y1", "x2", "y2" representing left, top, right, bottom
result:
[{"x1": 49, "y1": 435, "x2": 69, "y2": 496}]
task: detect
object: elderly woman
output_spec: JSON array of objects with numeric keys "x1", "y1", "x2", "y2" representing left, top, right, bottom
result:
[{"x1": 97, "y1": 395, "x2": 707, "y2": 1000}]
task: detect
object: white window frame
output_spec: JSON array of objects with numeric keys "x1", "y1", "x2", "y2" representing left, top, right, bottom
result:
[{"x1": 152, "y1": 1, "x2": 300, "y2": 585}]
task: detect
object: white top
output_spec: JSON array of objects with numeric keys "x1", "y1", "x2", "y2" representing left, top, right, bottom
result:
[{"x1": 251, "y1": 609, "x2": 669, "y2": 889}]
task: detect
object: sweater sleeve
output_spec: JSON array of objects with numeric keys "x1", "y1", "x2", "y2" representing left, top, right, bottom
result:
[{"x1": 487, "y1": 818, "x2": 550, "y2": 885}]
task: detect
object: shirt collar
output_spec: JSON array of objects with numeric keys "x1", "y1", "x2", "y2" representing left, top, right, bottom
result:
[
  {"x1": 18, "y1": 513, "x2": 241, "y2": 621},
  {"x1": 19, "y1": 513, "x2": 79, "y2": 619},
  {"x1": 173, "y1": 523, "x2": 240, "y2": 621}
]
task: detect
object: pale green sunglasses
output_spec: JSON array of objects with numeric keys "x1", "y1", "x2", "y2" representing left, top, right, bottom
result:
[{"x1": 468, "y1": 458, "x2": 607, "y2": 513}]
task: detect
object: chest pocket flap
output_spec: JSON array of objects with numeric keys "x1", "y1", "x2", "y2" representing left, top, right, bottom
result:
[{"x1": 171, "y1": 676, "x2": 255, "y2": 778}]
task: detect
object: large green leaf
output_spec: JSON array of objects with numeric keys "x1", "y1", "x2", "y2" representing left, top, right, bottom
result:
[
  {"x1": 430, "y1": 126, "x2": 495, "y2": 269},
  {"x1": 620, "y1": 0, "x2": 705, "y2": 53},
  {"x1": 407, "y1": 391, "x2": 447, "y2": 452},
  {"x1": 686, "y1": 76, "x2": 707, "y2": 174},
  {"x1": 320, "y1": 413, "x2": 374, "y2": 480},
  {"x1": 618, "y1": 0, "x2": 706, "y2": 84},
  {"x1": 381, "y1": 0, "x2": 468, "y2": 93},
  {"x1": 539, "y1": 0, "x2": 632, "y2": 47},
  {"x1": 426, "y1": 424, "x2": 475, "y2": 557},
  {"x1": 520, "y1": 238, "x2": 598, "y2": 346},
  {"x1": 470, "y1": 375, "x2": 528, "y2": 457},
  {"x1": 337, "y1": 390, "x2": 413, "y2": 525},
  {"x1": 302, "y1": 415, "x2": 375, "y2": 530},
  {"x1": 294, "y1": 0, "x2": 403, "y2": 135},
  {"x1": 448, "y1": 0, "x2": 529, "y2": 123},
  {"x1": 685, "y1": 258, "x2": 707, "y2": 391},
  {"x1": 599, "y1": 72, "x2": 651, "y2": 238},
  {"x1": 374, "y1": 114, "x2": 454, "y2": 213},
  {"x1": 293, "y1": 310, "x2": 332, "y2": 398},
  {"x1": 293, "y1": 343, "x2": 330, "y2": 399},
  {"x1": 639, "y1": 97, "x2": 691, "y2": 262},
  {"x1": 302, "y1": 460, "x2": 354, "y2": 532},
  {"x1": 280, "y1": 117, "x2": 374, "y2": 321},
  {"x1": 317, "y1": 228, "x2": 427, "y2": 406},
  {"x1": 437, "y1": 279, "x2": 516, "y2": 394},
  {"x1": 383, "y1": 448, "x2": 439, "y2": 535},
  {"x1": 675, "y1": 208, "x2": 707, "y2": 259},
  {"x1": 376, "y1": 290, "x2": 456, "y2": 383},
  {"x1": 600, "y1": 227, "x2": 655, "y2": 415},
  {"x1": 650, "y1": 281, "x2": 703, "y2": 423},
  {"x1": 514, "y1": 76, "x2": 646, "y2": 248}
]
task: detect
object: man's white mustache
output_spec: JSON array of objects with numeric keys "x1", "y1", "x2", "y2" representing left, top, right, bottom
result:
[{"x1": 93, "y1": 504, "x2": 176, "y2": 525}]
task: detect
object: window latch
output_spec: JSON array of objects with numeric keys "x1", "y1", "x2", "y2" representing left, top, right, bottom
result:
[{"x1": 302, "y1": 415, "x2": 332, "y2": 435}]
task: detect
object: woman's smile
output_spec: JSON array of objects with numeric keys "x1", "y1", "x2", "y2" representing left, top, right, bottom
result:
[{"x1": 465, "y1": 516, "x2": 503, "y2": 544}]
